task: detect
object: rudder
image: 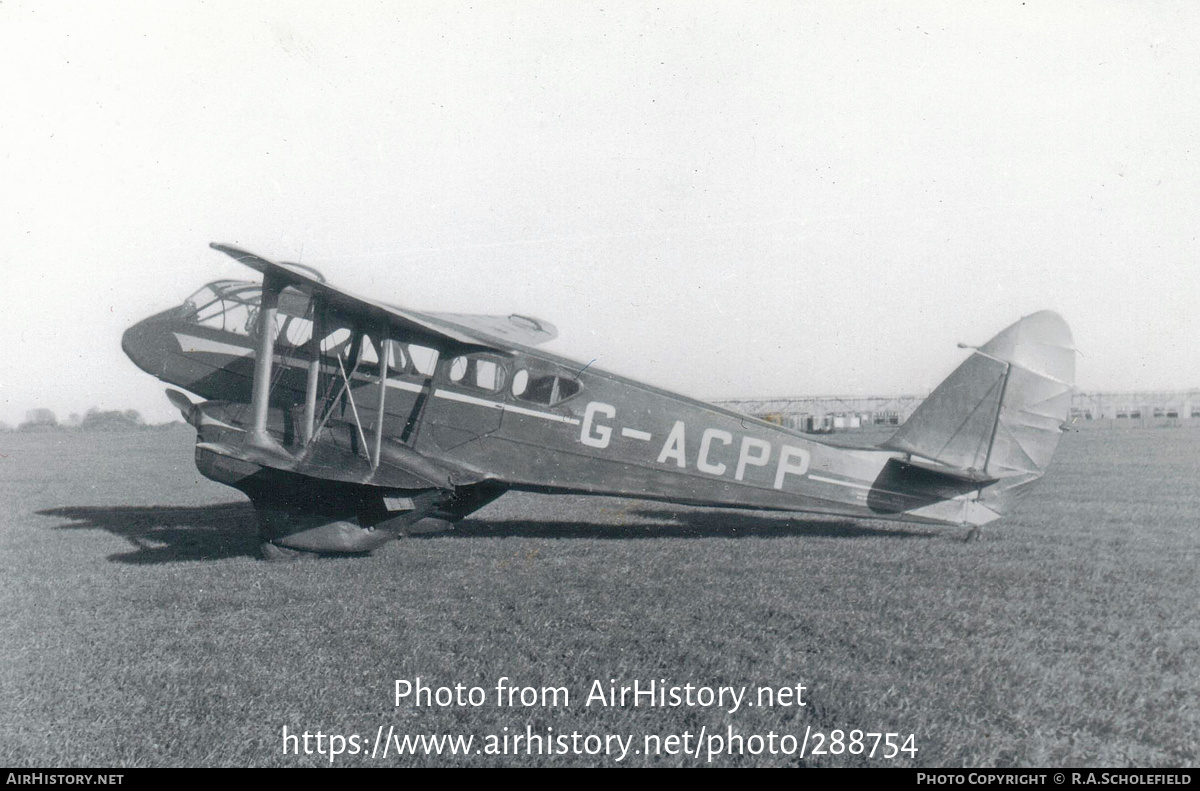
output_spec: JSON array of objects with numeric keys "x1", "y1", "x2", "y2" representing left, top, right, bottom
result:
[{"x1": 884, "y1": 311, "x2": 1076, "y2": 481}]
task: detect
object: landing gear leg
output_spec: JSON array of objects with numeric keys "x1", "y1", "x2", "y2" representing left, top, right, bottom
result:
[{"x1": 964, "y1": 526, "x2": 981, "y2": 543}]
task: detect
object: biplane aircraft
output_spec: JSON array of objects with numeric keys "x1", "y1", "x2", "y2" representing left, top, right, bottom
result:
[{"x1": 122, "y1": 243, "x2": 1075, "y2": 559}]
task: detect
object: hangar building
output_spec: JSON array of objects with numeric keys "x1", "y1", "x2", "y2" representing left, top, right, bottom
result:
[{"x1": 716, "y1": 390, "x2": 1199, "y2": 433}]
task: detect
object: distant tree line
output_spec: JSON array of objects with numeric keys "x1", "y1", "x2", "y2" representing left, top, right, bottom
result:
[{"x1": 4, "y1": 408, "x2": 184, "y2": 433}]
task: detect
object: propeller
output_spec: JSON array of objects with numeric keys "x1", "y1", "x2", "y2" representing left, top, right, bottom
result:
[{"x1": 165, "y1": 388, "x2": 199, "y2": 428}]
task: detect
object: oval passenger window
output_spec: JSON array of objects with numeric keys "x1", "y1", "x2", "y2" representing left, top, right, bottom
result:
[{"x1": 512, "y1": 369, "x2": 529, "y2": 397}]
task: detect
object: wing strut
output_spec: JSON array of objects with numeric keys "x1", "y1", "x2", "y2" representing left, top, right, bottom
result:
[
  {"x1": 372, "y1": 332, "x2": 389, "y2": 469},
  {"x1": 247, "y1": 274, "x2": 289, "y2": 458},
  {"x1": 309, "y1": 341, "x2": 358, "y2": 446},
  {"x1": 301, "y1": 300, "x2": 324, "y2": 444},
  {"x1": 336, "y1": 351, "x2": 372, "y2": 462}
]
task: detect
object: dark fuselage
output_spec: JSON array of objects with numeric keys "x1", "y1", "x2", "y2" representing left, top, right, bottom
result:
[{"x1": 123, "y1": 290, "x2": 996, "y2": 530}]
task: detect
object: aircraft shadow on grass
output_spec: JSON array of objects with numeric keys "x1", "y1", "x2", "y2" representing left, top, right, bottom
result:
[
  {"x1": 38, "y1": 502, "x2": 260, "y2": 564},
  {"x1": 37, "y1": 502, "x2": 934, "y2": 565}
]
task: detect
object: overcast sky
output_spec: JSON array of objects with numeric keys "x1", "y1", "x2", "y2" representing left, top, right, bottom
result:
[{"x1": 2, "y1": 1, "x2": 1197, "y2": 425}]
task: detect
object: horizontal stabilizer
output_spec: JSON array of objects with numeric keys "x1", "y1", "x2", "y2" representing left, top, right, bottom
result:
[{"x1": 895, "y1": 456, "x2": 998, "y2": 485}]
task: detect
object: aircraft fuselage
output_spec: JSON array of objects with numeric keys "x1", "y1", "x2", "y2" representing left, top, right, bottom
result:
[{"x1": 121, "y1": 246, "x2": 1072, "y2": 555}]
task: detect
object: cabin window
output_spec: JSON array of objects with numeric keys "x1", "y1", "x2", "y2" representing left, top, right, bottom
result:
[
  {"x1": 384, "y1": 340, "x2": 408, "y2": 372},
  {"x1": 360, "y1": 336, "x2": 380, "y2": 365},
  {"x1": 557, "y1": 378, "x2": 580, "y2": 401},
  {"x1": 475, "y1": 360, "x2": 501, "y2": 391},
  {"x1": 223, "y1": 303, "x2": 256, "y2": 336},
  {"x1": 185, "y1": 282, "x2": 274, "y2": 337},
  {"x1": 518, "y1": 374, "x2": 580, "y2": 406},
  {"x1": 191, "y1": 298, "x2": 255, "y2": 336},
  {"x1": 282, "y1": 316, "x2": 313, "y2": 347},
  {"x1": 443, "y1": 355, "x2": 506, "y2": 393},
  {"x1": 193, "y1": 302, "x2": 227, "y2": 329},
  {"x1": 408, "y1": 345, "x2": 439, "y2": 376},
  {"x1": 186, "y1": 286, "x2": 224, "y2": 323},
  {"x1": 511, "y1": 369, "x2": 529, "y2": 397},
  {"x1": 185, "y1": 282, "x2": 317, "y2": 344},
  {"x1": 321, "y1": 327, "x2": 352, "y2": 355},
  {"x1": 348, "y1": 335, "x2": 387, "y2": 378}
]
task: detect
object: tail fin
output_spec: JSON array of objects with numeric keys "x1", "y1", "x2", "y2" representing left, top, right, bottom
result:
[{"x1": 884, "y1": 311, "x2": 1075, "y2": 482}]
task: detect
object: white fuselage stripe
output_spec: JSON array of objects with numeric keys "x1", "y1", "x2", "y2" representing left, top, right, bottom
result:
[
  {"x1": 433, "y1": 388, "x2": 506, "y2": 410},
  {"x1": 384, "y1": 379, "x2": 425, "y2": 394},
  {"x1": 432, "y1": 388, "x2": 581, "y2": 425},
  {"x1": 809, "y1": 474, "x2": 872, "y2": 492},
  {"x1": 387, "y1": 379, "x2": 581, "y2": 425},
  {"x1": 173, "y1": 333, "x2": 254, "y2": 357},
  {"x1": 177, "y1": 334, "x2": 578, "y2": 429}
]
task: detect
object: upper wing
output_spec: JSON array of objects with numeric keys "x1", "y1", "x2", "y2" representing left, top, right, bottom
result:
[
  {"x1": 210, "y1": 243, "x2": 555, "y2": 351},
  {"x1": 425, "y1": 312, "x2": 557, "y2": 347}
]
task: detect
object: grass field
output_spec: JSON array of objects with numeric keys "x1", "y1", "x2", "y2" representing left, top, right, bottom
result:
[{"x1": 1, "y1": 426, "x2": 1196, "y2": 767}]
